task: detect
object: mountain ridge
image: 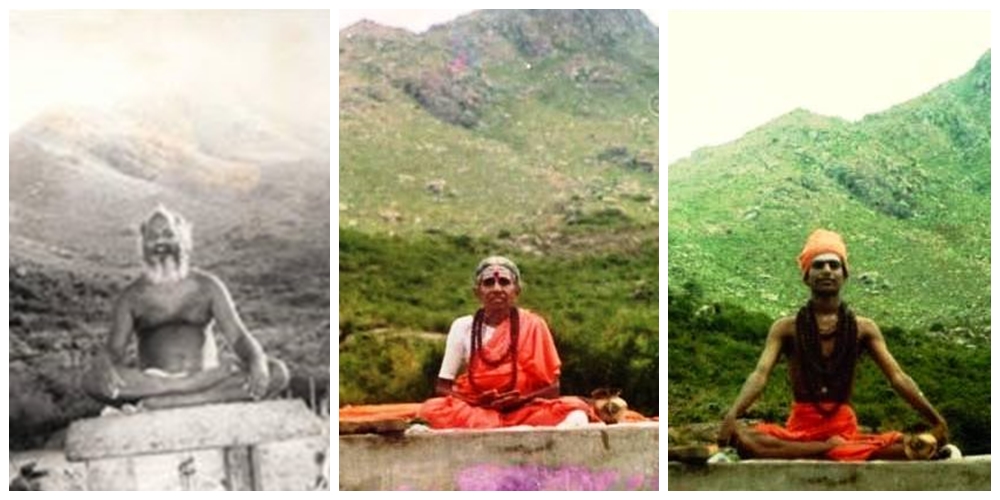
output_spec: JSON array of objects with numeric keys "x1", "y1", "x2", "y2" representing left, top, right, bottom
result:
[
  {"x1": 668, "y1": 50, "x2": 991, "y2": 333},
  {"x1": 339, "y1": 9, "x2": 658, "y2": 239},
  {"x1": 8, "y1": 91, "x2": 332, "y2": 449}
]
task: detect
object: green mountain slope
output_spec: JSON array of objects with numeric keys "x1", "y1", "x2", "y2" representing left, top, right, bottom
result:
[
  {"x1": 339, "y1": 228, "x2": 659, "y2": 415},
  {"x1": 667, "y1": 51, "x2": 990, "y2": 453},
  {"x1": 339, "y1": 10, "x2": 658, "y2": 237},
  {"x1": 338, "y1": 11, "x2": 660, "y2": 415},
  {"x1": 668, "y1": 51, "x2": 990, "y2": 332}
]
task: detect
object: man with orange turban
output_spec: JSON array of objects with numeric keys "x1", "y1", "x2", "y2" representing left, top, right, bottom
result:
[{"x1": 717, "y1": 229, "x2": 949, "y2": 461}]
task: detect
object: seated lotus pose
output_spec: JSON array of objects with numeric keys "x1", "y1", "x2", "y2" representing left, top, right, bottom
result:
[
  {"x1": 417, "y1": 256, "x2": 600, "y2": 428},
  {"x1": 83, "y1": 205, "x2": 289, "y2": 410},
  {"x1": 717, "y1": 229, "x2": 949, "y2": 461}
]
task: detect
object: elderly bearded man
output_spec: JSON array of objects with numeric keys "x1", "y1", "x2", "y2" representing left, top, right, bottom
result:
[
  {"x1": 717, "y1": 230, "x2": 949, "y2": 461},
  {"x1": 83, "y1": 205, "x2": 289, "y2": 409}
]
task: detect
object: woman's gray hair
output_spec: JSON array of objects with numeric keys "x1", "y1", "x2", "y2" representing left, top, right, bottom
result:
[{"x1": 474, "y1": 256, "x2": 522, "y2": 287}]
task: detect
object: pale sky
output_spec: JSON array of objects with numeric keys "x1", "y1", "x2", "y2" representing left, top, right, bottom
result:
[
  {"x1": 338, "y1": 9, "x2": 660, "y2": 34},
  {"x1": 667, "y1": 11, "x2": 991, "y2": 163},
  {"x1": 8, "y1": 10, "x2": 330, "y2": 131}
]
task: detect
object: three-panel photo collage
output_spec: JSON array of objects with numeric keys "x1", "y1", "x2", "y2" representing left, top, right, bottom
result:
[{"x1": 5, "y1": 7, "x2": 992, "y2": 491}]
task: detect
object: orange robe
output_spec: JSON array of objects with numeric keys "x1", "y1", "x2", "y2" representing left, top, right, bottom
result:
[
  {"x1": 755, "y1": 402, "x2": 903, "y2": 461},
  {"x1": 339, "y1": 403, "x2": 424, "y2": 423},
  {"x1": 417, "y1": 309, "x2": 598, "y2": 429}
]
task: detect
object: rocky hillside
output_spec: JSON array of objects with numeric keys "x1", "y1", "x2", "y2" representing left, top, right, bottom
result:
[
  {"x1": 668, "y1": 51, "x2": 990, "y2": 333},
  {"x1": 338, "y1": 10, "x2": 661, "y2": 415},
  {"x1": 339, "y1": 9, "x2": 658, "y2": 238},
  {"x1": 8, "y1": 92, "x2": 331, "y2": 449},
  {"x1": 667, "y1": 51, "x2": 991, "y2": 455}
]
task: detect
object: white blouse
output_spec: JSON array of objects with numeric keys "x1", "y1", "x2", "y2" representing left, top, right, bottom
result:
[{"x1": 437, "y1": 315, "x2": 498, "y2": 380}]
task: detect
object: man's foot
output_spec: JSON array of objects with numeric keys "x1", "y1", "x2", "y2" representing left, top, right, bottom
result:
[
  {"x1": 404, "y1": 423, "x2": 433, "y2": 435},
  {"x1": 935, "y1": 444, "x2": 963, "y2": 460},
  {"x1": 556, "y1": 409, "x2": 591, "y2": 428},
  {"x1": 707, "y1": 447, "x2": 740, "y2": 463},
  {"x1": 99, "y1": 403, "x2": 144, "y2": 417}
]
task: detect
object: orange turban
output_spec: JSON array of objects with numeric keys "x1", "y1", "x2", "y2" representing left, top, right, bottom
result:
[{"x1": 798, "y1": 229, "x2": 848, "y2": 275}]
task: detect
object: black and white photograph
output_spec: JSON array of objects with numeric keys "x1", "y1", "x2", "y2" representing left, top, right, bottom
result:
[{"x1": 8, "y1": 10, "x2": 330, "y2": 490}]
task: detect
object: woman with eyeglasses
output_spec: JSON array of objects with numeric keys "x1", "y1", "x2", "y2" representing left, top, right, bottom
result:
[{"x1": 417, "y1": 256, "x2": 600, "y2": 429}]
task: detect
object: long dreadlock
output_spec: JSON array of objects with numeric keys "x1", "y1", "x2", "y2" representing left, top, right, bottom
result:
[
  {"x1": 468, "y1": 307, "x2": 519, "y2": 394},
  {"x1": 794, "y1": 300, "x2": 858, "y2": 416}
]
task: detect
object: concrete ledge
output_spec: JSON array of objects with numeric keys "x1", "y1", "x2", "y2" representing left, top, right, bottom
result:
[
  {"x1": 9, "y1": 450, "x2": 87, "y2": 491},
  {"x1": 668, "y1": 456, "x2": 991, "y2": 490},
  {"x1": 66, "y1": 400, "x2": 324, "y2": 461},
  {"x1": 339, "y1": 422, "x2": 659, "y2": 490}
]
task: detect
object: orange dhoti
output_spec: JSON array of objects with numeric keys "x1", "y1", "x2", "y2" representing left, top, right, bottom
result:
[
  {"x1": 754, "y1": 402, "x2": 903, "y2": 461},
  {"x1": 419, "y1": 396, "x2": 596, "y2": 428},
  {"x1": 418, "y1": 309, "x2": 598, "y2": 429}
]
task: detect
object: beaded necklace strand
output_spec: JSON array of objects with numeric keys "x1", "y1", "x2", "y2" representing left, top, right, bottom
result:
[
  {"x1": 794, "y1": 301, "x2": 858, "y2": 416},
  {"x1": 468, "y1": 307, "x2": 519, "y2": 393}
]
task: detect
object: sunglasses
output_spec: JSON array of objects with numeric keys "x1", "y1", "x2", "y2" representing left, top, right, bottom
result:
[
  {"x1": 480, "y1": 277, "x2": 513, "y2": 288},
  {"x1": 811, "y1": 259, "x2": 843, "y2": 271}
]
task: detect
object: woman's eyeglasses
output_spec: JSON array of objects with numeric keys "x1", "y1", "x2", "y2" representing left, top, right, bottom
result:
[{"x1": 480, "y1": 277, "x2": 513, "y2": 288}]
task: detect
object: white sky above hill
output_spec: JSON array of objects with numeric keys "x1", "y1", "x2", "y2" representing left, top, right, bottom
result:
[
  {"x1": 338, "y1": 9, "x2": 660, "y2": 33},
  {"x1": 337, "y1": 9, "x2": 988, "y2": 164},
  {"x1": 8, "y1": 10, "x2": 330, "y2": 130},
  {"x1": 667, "y1": 10, "x2": 990, "y2": 162}
]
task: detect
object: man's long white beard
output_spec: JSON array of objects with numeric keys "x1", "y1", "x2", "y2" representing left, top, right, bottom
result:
[{"x1": 143, "y1": 255, "x2": 189, "y2": 284}]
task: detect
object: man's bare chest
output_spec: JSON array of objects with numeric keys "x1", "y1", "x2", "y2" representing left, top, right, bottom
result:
[
  {"x1": 815, "y1": 313, "x2": 840, "y2": 357},
  {"x1": 134, "y1": 285, "x2": 213, "y2": 329}
]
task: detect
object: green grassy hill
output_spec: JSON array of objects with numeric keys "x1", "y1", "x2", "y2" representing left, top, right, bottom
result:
[
  {"x1": 339, "y1": 227, "x2": 659, "y2": 415},
  {"x1": 667, "y1": 284, "x2": 990, "y2": 454},
  {"x1": 338, "y1": 10, "x2": 660, "y2": 415},
  {"x1": 668, "y1": 51, "x2": 990, "y2": 332},
  {"x1": 667, "y1": 51, "x2": 990, "y2": 453},
  {"x1": 339, "y1": 10, "x2": 658, "y2": 237}
]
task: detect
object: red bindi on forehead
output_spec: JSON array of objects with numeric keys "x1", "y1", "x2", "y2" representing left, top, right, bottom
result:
[{"x1": 479, "y1": 266, "x2": 514, "y2": 284}]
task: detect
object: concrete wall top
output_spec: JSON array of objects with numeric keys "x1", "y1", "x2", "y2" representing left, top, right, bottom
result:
[
  {"x1": 668, "y1": 456, "x2": 991, "y2": 491},
  {"x1": 66, "y1": 400, "x2": 325, "y2": 461},
  {"x1": 340, "y1": 422, "x2": 660, "y2": 490}
]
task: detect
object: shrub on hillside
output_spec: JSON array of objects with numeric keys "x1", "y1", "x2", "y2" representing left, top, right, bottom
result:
[
  {"x1": 667, "y1": 282, "x2": 991, "y2": 454},
  {"x1": 339, "y1": 228, "x2": 660, "y2": 416}
]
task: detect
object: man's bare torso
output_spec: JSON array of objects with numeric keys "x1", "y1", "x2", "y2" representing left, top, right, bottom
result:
[
  {"x1": 128, "y1": 271, "x2": 217, "y2": 374},
  {"x1": 774, "y1": 313, "x2": 877, "y2": 403}
]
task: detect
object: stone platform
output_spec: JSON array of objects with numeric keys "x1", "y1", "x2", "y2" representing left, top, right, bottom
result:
[
  {"x1": 65, "y1": 400, "x2": 328, "y2": 490},
  {"x1": 668, "y1": 456, "x2": 991, "y2": 490},
  {"x1": 339, "y1": 422, "x2": 659, "y2": 490}
]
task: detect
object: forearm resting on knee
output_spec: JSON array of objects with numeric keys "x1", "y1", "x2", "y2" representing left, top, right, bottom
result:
[
  {"x1": 233, "y1": 335, "x2": 267, "y2": 368},
  {"x1": 891, "y1": 372, "x2": 944, "y2": 424},
  {"x1": 728, "y1": 370, "x2": 768, "y2": 418}
]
